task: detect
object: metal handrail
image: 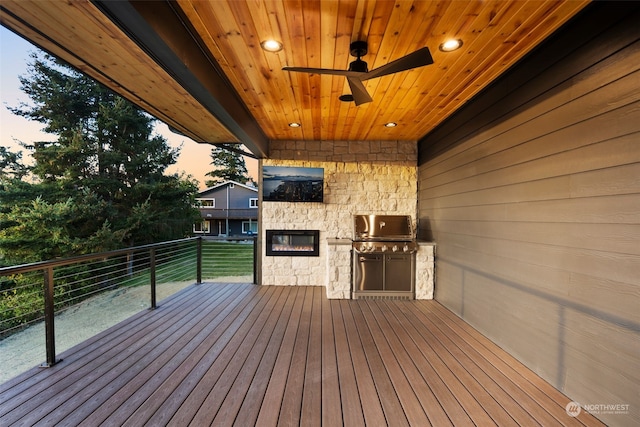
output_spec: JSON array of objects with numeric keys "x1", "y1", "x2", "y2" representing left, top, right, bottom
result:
[
  {"x1": 0, "y1": 236, "x2": 257, "y2": 369},
  {"x1": 1, "y1": 237, "x2": 200, "y2": 367},
  {"x1": 0, "y1": 237, "x2": 198, "y2": 276}
]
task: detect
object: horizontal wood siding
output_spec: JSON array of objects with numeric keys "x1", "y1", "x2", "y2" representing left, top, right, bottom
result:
[{"x1": 417, "y1": 3, "x2": 640, "y2": 427}]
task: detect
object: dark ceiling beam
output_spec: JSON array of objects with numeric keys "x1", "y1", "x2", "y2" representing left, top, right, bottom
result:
[
  {"x1": 91, "y1": 0, "x2": 269, "y2": 158},
  {"x1": 200, "y1": 143, "x2": 260, "y2": 160}
]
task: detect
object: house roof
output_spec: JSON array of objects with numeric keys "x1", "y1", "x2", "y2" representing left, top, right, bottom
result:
[
  {"x1": 0, "y1": 1, "x2": 590, "y2": 157},
  {"x1": 198, "y1": 180, "x2": 258, "y2": 196}
]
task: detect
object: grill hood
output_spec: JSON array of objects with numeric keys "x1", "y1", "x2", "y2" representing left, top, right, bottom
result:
[{"x1": 353, "y1": 215, "x2": 414, "y2": 241}]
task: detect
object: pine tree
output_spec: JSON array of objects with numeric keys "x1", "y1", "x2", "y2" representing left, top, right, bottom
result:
[
  {"x1": 205, "y1": 144, "x2": 251, "y2": 187},
  {"x1": 1, "y1": 53, "x2": 200, "y2": 263},
  {"x1": 0, "y1": 147, "x2": 29, "y2": 181}
]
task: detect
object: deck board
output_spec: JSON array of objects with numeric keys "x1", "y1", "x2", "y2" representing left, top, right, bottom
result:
[
  {"x1": 363, "y1": 300, "x2": 453, "y2": 426},
  {"x1": 359, "y1": 301, "x2": 430, "y2": 425},
  {"x1": 82, "y1": 284, "x2": 258, "y2": 426},
  {"x1": 231, "y1": 286, "x2": 297, "y2": 427},
  {"x1": 332, "y1": 300, "x2": 365, "y2": 427},
  {"x1": 403, "y1": 301, "x2": 527, "y2": 426},
  {"x1": 351, "y1": 302, "x2": 412, "y2": 426},
  {"x1": 278, "y1": 287, "x2": 312, "y2": 426},
  {"x1": 320, "y1": 291, "x2": 342, "y2": 427},
  {"x1": 341, "y1": 300, "x2": 389, "y2": 425},
  {"x1": 413, "y1": 301, "x2": 558, "y2": 426},
  {"x1": 301, "y1": 287, "x2": 323, "y2": 426},
  {"x1": 422, "y1": 301, "x2": 600, "y2": 427},
  {"x1": 0, "y1": 283, "x2": 606, "y2": 426}
]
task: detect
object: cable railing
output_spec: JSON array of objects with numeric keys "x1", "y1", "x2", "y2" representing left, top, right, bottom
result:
[
  {"x1": 0, "y1": 236, "x2": 256, "y2": 374},
  {"x1": 201, "y1": 236, "x2": 257, "y2": 281}
]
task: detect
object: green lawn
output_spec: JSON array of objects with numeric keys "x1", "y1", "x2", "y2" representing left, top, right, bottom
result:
[{"x1": 201, "y1": 240, "x2": 254, "y2": 279}]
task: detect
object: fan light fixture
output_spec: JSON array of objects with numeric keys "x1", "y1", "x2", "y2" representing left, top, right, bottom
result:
[
  {"x1": 439, "y1": 39, "x2": 463, "y2": 52},
  {"x1": 261, "y1": 39, "x2": 283, "y2": 52}
]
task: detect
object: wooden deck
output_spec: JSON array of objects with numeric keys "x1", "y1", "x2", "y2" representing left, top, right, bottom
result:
[{"x1": 0, "y1": 283, "x2": 605, "y2": 426}]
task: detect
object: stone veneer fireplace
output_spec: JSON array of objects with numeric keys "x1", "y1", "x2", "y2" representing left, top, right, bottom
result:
[{"x1": 259, "y1": 140, "x2": 434, "y2": 299}]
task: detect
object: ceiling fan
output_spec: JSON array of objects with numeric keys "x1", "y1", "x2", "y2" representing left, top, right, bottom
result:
[{"x1": 283, "y1": 41, "x2": 434, "y2": 106}]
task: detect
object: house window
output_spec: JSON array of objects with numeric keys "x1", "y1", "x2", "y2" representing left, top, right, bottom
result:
[
  {"x1": 193, "y1": 220, "x2": 210, "y2": 234},
  {"x1": 249, "y1": 198, "x2": 258, "y2": 208},
  {"x1": 197, "y1": 198, "x2": 215, "y2": 207},
  {"x1": 242, "y1": 221, "x2": 258, "y2": 234}
]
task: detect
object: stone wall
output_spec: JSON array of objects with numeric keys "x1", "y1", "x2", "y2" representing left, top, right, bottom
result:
[{"x1": 260, "y1": 140, "x2": 417, "y2": 287}]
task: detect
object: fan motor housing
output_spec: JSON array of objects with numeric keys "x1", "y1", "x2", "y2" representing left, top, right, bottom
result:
[
  {"x1": 350, "y1": 41, "x2": 368, "y2": 57},
  {"x1": 349, "y1": 59, "x2": 368, "y2": 72}
]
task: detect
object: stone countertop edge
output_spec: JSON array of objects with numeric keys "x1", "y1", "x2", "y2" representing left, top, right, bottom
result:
[
  {"x1": 326, "y1": 238, "x2": 353, "y2": 245},
  {"x1": 326, "y1": 238, "x2": 435, "y2": 245}
]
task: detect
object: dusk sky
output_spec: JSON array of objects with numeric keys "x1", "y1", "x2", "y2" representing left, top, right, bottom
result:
[{"x1": 0, "y1": 27, "x2": 257, "y2": 189}]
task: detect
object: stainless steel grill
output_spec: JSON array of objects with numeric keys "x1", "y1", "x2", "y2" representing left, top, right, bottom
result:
[
  {"x1": 353, "y1": 214, "x2": 413, "y2": 241},
  {"x1": 352, "y1": 214, "x2": 416, "y2": 299}
]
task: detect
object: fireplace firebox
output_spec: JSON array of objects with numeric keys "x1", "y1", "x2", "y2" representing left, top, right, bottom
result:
[{"x1": 266, "y1": 230, "x2": 320, "y2": 256}]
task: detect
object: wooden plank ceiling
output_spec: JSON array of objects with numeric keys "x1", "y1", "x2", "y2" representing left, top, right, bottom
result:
[{"x1": 0, "y1": 0, "x2": 589, "y2": 158}]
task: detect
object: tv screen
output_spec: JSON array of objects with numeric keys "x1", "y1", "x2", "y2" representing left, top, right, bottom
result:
[{"x1": 263, "y1": 166, "x2": 324, "y2": 202}]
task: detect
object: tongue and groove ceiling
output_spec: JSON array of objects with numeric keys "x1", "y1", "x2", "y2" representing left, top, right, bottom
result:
[{"x1": 0, "y1": 0, "x2": 589, "y2": 158}]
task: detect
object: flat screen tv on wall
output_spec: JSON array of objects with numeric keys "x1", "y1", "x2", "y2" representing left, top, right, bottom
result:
[{"x1": 263, "y1": 166, "x2": 324, "y2": 203}]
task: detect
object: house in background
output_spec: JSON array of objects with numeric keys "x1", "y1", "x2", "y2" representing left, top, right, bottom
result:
[{"x1": 194, "y1": 181, "x2": 258, "y2": 237}]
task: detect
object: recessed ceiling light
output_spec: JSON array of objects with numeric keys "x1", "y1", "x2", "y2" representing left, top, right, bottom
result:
[
  {"x1": 261, "y1": 39, "x2": 283, "y2": 52},
  {"x1": 439, "y1": 39, "x2": 463, "y2": 52},
  {"x1": 384, "y1": 122, "x2": 397, "y2": 128},
  {"x1": 288, "y1": 122, "x2": 301, "y2": 128},
  {"x1": 339, "y1": 94, "x2": 354, "y2": 102}
]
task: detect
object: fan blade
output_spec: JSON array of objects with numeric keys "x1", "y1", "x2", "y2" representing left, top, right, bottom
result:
[
  {"x1": 283, "y1": 66, "x2": 364, "y2": 77},
  {"x1": 347, "y1": 77, "x2": 373, "y2": 106},
  {"x1": 362, "y1": 47, "x2": 434, "y2": 81}
]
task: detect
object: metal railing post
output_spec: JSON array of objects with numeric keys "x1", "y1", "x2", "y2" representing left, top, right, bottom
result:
[
  {"x1": 126, "y1": 251, "x2": 133, "y2": 277},
  {"x1": 196, "y1": 237, "x2": 202, "y2": 284},
  {"x1": 253, "y1": 236, "x2": 257, "y2": 284},
  {"x1": 150, "y1": 248, "x2": 157, "y2": 309},
  {"x1": 42, "y1": 267, "x2": 59, "y2": 367}
]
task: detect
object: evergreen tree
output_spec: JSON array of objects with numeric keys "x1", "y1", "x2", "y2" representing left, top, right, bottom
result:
[
  {"x1": 0, "y1": 146, "x2": 28, "y2": 181},
  {"x1": 0, "y1": 53, "x2": 200, "y2": 264},
  {"x1": 205, "y1": 144, "x2": 252, "y2": 187}
]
